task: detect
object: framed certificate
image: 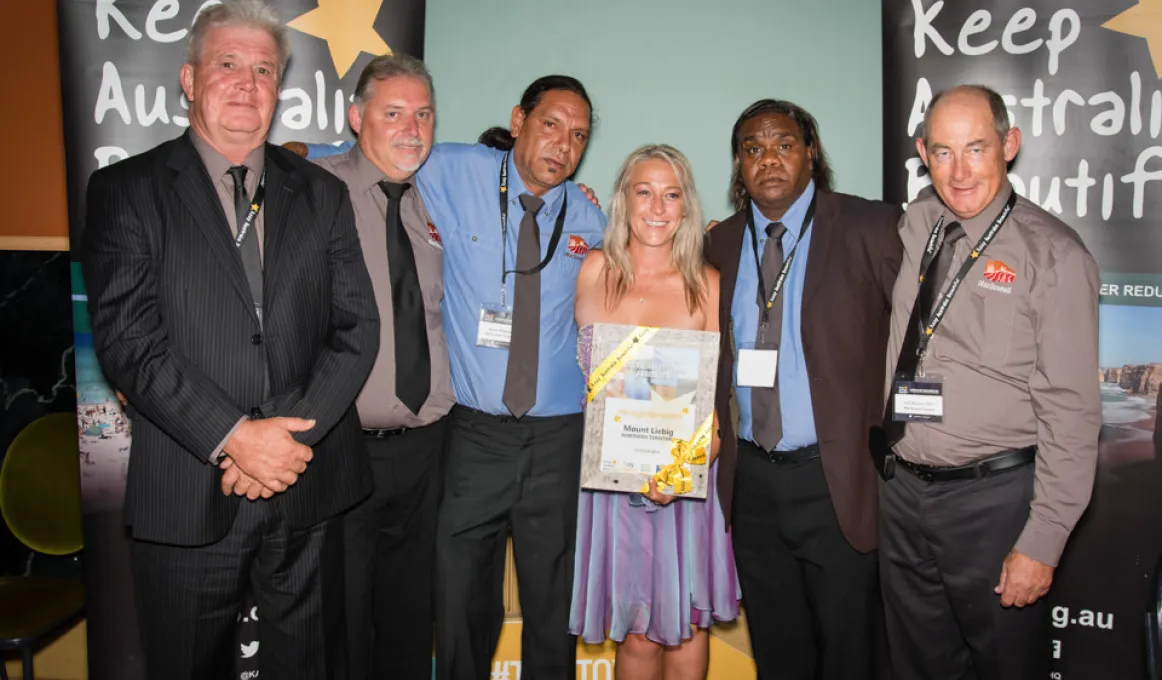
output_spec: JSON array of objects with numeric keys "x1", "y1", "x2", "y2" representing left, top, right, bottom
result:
[{"x1": 579, "y1": 323, "x2": 721, "y2": 499}]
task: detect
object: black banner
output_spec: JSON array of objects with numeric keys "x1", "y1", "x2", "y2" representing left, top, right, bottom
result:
[
  {"x1": 59, "y1": 1, "x2": 424, "y2": 678},
  {"x1": 884, "y1": 1, "x2": 1162, "y2": 678}
]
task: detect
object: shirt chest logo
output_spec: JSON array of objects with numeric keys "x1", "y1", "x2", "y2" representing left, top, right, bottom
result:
[
  {"x1": 566, "y1": 235, "x2": 590, "y2": 260},
  {"x1": 978, "y1": 259, "x2": 1015, "y2": 294},
  {"x1": 427, "y1": 222, "x2": 443, "y2": 250}
]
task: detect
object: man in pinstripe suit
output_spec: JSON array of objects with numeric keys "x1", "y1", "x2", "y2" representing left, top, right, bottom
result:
[{"x1": 79, "y1": 2, "x2": 379, "y2": 678}]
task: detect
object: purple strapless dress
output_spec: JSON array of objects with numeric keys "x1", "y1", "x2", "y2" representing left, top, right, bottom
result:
[{"x1": 569, "y1": 325, "x2": 741, "y2": 646}]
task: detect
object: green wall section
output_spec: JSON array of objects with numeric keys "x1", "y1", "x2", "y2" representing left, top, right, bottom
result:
[{"x1": 423, "y1": 0, "x2": 886, "y2": 218}]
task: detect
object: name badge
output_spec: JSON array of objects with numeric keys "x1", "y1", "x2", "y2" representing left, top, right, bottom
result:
[
  {"x1": 737, "y1": 342, "x2": 778, "y2": 388},
  {"x1": 891, "y1": 377, "x2": 944, "y2": 422},
  {"x1": 476, "y1": 303, "x2": 513, "y2": 349}
]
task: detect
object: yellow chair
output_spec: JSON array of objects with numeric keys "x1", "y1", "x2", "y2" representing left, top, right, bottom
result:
[{"x1": 0, "y1": 412, "x2": 85, "y2": 680}]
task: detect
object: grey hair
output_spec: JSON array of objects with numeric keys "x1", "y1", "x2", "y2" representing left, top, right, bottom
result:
[
  {"x1": 353, "y1": 54, "x2": 435, "y2": 108},
  {"x1": 186, "y1": 0, "x2": 290, "y2": 78},
  {"x1": 919, "y1": 84, "x2": 1011, "y2": 145}
]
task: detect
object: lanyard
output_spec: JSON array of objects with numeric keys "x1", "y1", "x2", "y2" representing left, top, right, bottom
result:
[
  {"x1": 914, "y1": 190, "x2": 1017, "y2": 369},
  {"x1": 234, "y1": 170, "x2": 266, "y2": 249},
  {"x1": 498, "y1": 152, "x2": 568, "y2": 306},
  {"x1": 746, "y1": 192, "x2": 817, "y2": 332}
]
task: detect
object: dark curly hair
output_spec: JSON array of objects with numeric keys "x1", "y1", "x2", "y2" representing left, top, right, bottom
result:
[{"x1": 728, "y1": 99, "x2": 835, "y2": 211}]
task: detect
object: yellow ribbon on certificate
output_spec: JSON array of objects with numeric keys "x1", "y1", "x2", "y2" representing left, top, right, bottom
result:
[
  {"x1": 586, "y1": 326, "x2": 660, "y2": 402},
  {"x1": 641, "y1": 414, "x2": 714, "y2": 495}
]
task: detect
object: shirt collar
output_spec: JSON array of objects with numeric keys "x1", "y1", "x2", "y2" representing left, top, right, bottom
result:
[
  {"x1": 947, "y1": 182, "x2": 1014, "y2": 242},
  {"x1": 350, "y1": 143, "x2": 411, "y2": 195},
  {"x1": 190, "y1": 129, "x2": 264, "y2": 187},
  {"x1": 505, "y1": 151, "x2": 566, "y2": 218},
  {"x1": 749, "y1": 179, "x2": 816, "y2": 245}
]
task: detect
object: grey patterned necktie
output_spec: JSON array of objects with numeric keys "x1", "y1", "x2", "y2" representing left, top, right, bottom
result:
[
  {"x1": 502, "y1": 194, "x2": 544, "y2": 418},
  {"x1": 227, "y1": 165, "x2": 263, "y2": 325},
  {"x1": 751, "y1": 221, "x2": 787, "y2": 452}
]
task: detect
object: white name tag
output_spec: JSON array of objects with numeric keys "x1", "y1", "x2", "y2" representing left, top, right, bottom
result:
[
  {"x1": 891, "y1": 378, "x2": 944, "y2": 422},
  {"x1": 476, "y1": 304, "x2": 513, "y2": 349},
  {"x1": 738, "y1": 347, "x2": 778, "y2": 388}
]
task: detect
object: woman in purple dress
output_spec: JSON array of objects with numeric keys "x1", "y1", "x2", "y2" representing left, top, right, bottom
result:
[{"x1": 571, "y1": 144, "x2": 740, "y2": 679}]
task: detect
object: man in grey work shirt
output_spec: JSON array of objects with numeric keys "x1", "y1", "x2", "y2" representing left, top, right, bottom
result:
[
  {"x1": 875, "y1": 84, "x2": 1100, "y2": 680},
  {"x1": 312, "y1": 54, "x2": 453, "y2": 680}
]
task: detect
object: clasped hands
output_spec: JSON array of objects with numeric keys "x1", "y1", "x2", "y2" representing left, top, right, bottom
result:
[{"x1": 219, "y1": 417, "x2": 315, "y2": 500}]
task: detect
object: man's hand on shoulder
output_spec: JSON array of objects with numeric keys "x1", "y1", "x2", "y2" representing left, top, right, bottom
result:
[
  {"x1": 223, "y1": 417, "x2": 316, "y2": 492},
  {"x1": 995, "y1": 549, "x2": 1054, "y2": 608},
  {"x1": 576, "y1": 183, "x2": 602, "y2": 210},
  {"x1": 706, "y1": 219, "x2": 720, "y2": 231},
  {"x1": 282, "y1": 142, "x2": 309, "y2": 159}
]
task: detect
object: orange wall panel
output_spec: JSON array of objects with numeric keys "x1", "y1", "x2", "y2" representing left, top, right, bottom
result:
[{"x1": 1, "y1": 4, "x2": 70, "y2": 250}]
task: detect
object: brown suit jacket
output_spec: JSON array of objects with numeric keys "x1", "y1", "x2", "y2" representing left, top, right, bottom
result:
[{"x1": 705, "y1": 189, "x2": 903, "y2": 552}]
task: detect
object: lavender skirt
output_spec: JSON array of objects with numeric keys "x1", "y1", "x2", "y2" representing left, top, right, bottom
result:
[{"x1": 569, "y1": 327, "x2": 741, "y2": 646}]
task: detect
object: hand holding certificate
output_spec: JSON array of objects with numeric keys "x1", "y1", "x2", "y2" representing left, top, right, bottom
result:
[{"x1": 579, "y1": 323, "x2": 720, "y2": 499}]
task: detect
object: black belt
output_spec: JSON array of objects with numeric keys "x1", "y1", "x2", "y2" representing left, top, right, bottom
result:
[
  {"x1": 898, "y1": 446, "x2": 1036, "y2": 483},
  {"x1": 748, "y1": 441, "x2": 821, "y2": 465},
  {"x1": 362, "y1": 427, "x2": 408, "y2": 438}
]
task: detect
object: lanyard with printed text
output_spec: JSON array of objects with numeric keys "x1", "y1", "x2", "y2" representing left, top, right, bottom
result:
[
  {"x1": 498, "y1": 152, "x2": 568, "y2": 306},
  {"x1": 746, "y1": 192, "x2": 817, "y2": 336},
  {"x1": 914, "y1": 190, "x2": 1017, "y2": 369},
  {"x1": 234, "y1": 170, "x2": 267, "y2": 249}
]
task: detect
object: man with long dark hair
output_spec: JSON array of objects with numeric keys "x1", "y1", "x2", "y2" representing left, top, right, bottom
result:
[{"x1": 704, "y1": 99, "x2": 903, "y2": 679}]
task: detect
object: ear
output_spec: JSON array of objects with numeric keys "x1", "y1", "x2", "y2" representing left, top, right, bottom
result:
[
  {"x1": 1003, "y1": 127, "x2": 1021, "y2": 163},
  {"x1": 915, "y1": 137, "x2": 929, "y2": 168},
  {"x1": 510, "y1": 105, "x2": 526, "y2": 139},
  {"x1": 180, "y1": 63, "x2": 195, "y2": 102},
  {"x1": 348, "y1": 103, "x2": 363, "y2": 136}
]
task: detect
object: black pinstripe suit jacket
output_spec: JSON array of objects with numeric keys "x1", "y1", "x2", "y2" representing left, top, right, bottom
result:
[{"x1": 81, "y1": 131, "x2": 379, "y2": 546}]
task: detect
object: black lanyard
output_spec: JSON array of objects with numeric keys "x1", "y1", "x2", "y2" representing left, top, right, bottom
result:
[
  {"x1": 914, "y1": 190, "x2": 1017, "y2": 365},
  {"x1": 498, "y1": 152, "x2": 568, "y2": 306},
  {"x1": 234, "y1": 170, "x2": 266, "y2": 248},
  {"x1": 746, "y1": 192, "x2": 817, "y2": 327}
]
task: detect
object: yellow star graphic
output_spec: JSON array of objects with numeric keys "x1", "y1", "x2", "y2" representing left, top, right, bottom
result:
[
  {"x1": 287, "y1": 0, "x2": 391, "y2": 79},
  {"x1": 614, "y1": 416, "x2": 621, "y2": 422},
  {"x1": 250, "y1": 203, "x2": 259, "y2": 211},
  {"x1": 1105, "y1": 0, "x2": 1162, "y2": 78}
]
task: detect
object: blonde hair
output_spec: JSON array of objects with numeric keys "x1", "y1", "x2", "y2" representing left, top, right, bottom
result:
[{"x1": 603, "y1": 144, "x2": 706, "y2": 312}]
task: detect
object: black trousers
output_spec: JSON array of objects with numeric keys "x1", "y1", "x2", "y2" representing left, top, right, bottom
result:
[
  {"x1": 131, "y1": 499, "x2": 346, "y2": 680},
  {"x1": 434, "y1": 405, "x2": 583, "y2": 680},
  {"x1": 879, "y1": 461, "x2": 1049, "y2": 680},
  {"x1": 345, "y1": 420, "x2": 447, "y2": 680},
  {"x1": 732, "y1": 439, "x2": 879, "y2": 680}
]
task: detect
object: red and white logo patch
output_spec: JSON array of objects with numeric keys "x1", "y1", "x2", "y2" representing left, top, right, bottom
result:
[
  {"x1": 983, "y1": 260, "x2": 1016, "y2": 284},
  {"x1": 566, "y1": 235, "x2": 590, "y2": 259},
  {"x1": 427, "y1": 222, "x2": 443, "y2": 249}
]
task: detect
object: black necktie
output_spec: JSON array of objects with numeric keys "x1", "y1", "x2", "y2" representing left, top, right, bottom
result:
[
  {"x1": 379, "y1": 181, "x2": 430, "y2": 415},
  {"x1": 227, "y1": 165, "x2": 263, "y2": 323},
  {"x1": 751, "y1": 221, "x2": 788, "y2": 452},
  {"x1": 882, "y1": 221, "x2": 966, "y2": 445},
  {"x1": 502, "y1": 194, "x2": 544, "y2": 419}
]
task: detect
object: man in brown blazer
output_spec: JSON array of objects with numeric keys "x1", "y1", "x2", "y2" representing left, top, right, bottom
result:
[{"x1": 704, "y1": 99, "x2": 903, "y2": 680}]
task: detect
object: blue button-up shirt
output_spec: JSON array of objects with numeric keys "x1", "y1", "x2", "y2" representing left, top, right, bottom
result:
[
  {"x1": 311, "y1": 141, "x2": 607, "y2": 416},
  {"x1": 731, "y1": 180, "x2": 818, "y2": 449}
]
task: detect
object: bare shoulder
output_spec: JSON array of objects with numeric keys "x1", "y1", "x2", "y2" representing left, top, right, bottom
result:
[
  {"x1": 701, "y1": 263, "x2": 721, "y2": 298},
  {"x1": 579, "y1": 248, "x2": 607, "y2": 281}
]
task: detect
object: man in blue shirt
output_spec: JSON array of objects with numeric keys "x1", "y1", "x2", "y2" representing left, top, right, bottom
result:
[
  {"x1": 309, "y1": 75, "x2": 606, "y2": 679},
  {"x1": 704, "y1": 100, "x2": 903, "y2": 679}
]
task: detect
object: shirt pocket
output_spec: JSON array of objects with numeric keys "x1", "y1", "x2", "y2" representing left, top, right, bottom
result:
[{"x1": 971, "y1": 284, "x2": 1018, "y2": 367}]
